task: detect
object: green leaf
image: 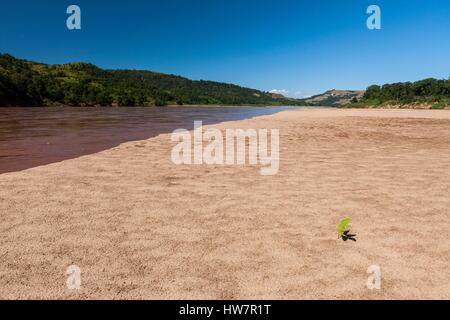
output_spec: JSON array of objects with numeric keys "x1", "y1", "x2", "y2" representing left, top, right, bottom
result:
[{"x1": 338, "y1": 217, "x2": 351, "y2": 238}]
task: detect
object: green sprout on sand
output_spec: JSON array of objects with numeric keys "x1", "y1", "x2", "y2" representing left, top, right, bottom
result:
[{"x1": 338, "y1": 217, "x2": 357, "y2": 242}]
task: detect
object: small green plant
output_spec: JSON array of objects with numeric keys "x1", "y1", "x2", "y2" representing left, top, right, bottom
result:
[
  {"x1": 338, "y1": 217, "x2": 357, "y2": 242},
  {"x1": 338, "y1": 217, "x2": 350, "y2": 238}
]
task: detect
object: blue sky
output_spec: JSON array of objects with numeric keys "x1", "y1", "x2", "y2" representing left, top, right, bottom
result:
[{"x1": 1, "y1": 0, "x2": 450, "y2": 97}]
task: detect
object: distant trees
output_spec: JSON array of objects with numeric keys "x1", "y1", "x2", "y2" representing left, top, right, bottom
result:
[
  {"x1": 360, "y1": 78, "x2": 450, "y2": 106},
  {"x1": 0, "y1": 53, "x2": 302, "y2": 107}
]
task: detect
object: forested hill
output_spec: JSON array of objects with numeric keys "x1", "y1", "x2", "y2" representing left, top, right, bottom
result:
[{"x1": 0, "y1": 53, "x2": 303, "y2": 107}]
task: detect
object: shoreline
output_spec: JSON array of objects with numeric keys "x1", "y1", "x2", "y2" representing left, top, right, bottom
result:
[
  {"x1": 0, "y1": 106, "x2": 296, "y2": 175},
  {"x1": 1, "y1": 108, "x2": 450, "y2": 299},
  {"x1": 0, "y1": 104, "x2": 305, "y2": 108}
]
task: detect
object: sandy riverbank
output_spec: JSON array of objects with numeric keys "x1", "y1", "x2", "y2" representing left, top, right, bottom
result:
[{"x1": 1, "y1": 108, "x2": 449, "y2": 299}]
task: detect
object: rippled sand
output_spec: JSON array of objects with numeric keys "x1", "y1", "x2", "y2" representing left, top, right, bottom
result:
[{"x1": 1, "y1": 108, "x2": 449, "y2": 299}]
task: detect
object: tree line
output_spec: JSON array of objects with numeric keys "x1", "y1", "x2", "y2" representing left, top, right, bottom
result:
[
  {"x1": 349, "y1": 78, "x2": 450, "y2": 109},
  {"x1": 0, "y1": 53, "x2": 302, "y2": 107}
]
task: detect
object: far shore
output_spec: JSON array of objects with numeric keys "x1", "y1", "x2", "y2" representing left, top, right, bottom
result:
[
  {"x1": 3, "y1": 103, "x2": 450, "y2": 109},
  {"x1": 1, "y1": 108, "x2": 450, "y2": 299},
  {"x1": 1, "y1": 104, "x2": 305, "y2": 108}
]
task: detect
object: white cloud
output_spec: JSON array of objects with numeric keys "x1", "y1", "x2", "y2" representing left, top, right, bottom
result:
[
  {"x1": 269, "y1": 89, "x2": 289, "y2": 96},
  {"x1": 269, "y1": 89, "x2": 314, "y2": 99},
  {"x1": 293, "y1": 91, "x2": 313, "y2": 99}
]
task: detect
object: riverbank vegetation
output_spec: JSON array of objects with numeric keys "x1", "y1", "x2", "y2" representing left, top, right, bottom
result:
[{"x1": 343, "y1": 78, "x2": 450, "y2": 109}]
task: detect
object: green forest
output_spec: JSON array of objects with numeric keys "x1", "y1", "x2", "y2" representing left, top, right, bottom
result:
[
  {"x1": 0, "y1": 53, "x2": 302, "y2": 107},
  {"x1": 347, "y1": 78, "x2": 450, "y2": 109}
]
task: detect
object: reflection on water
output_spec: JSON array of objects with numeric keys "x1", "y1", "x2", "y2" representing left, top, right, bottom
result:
[{"x1": 0, "y1": 106, "x2": 296, "y2": 174}]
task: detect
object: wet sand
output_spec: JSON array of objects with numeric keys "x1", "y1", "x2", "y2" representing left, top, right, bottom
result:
[{"x1": 1, "y1": 108, "x2": 450, "y2": 299}]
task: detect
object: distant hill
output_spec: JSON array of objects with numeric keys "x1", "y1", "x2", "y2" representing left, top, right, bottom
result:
[
  {"x1": 0, "y1": 53, "x2": 304, "y2": 107},
  {"x1": 301, "y1": 89, "x2": 365, "y2": 107}
]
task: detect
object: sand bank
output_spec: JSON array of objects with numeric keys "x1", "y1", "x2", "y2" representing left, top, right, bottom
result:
[{"x1": 1, "y1": 108, "x2": 449, "y2": 299}]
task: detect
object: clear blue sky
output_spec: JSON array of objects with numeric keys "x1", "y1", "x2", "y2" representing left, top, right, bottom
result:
[{"x1": 1, "y1": 0, "x2": 450, "y2": 97}]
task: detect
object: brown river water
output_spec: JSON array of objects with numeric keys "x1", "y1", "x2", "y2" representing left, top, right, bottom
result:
[{"x1": 0, "y1": 106, "x2": 296, "y2": 174}]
